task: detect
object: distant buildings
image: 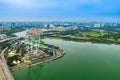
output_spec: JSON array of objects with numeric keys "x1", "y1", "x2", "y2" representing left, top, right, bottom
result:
[
  {"x1": 52, "y1": 26, "x2": 65, "y2": 31},
  {"x1": 94, "y1": 24, "x2": 101, "y2": 28},
  {"x1": 113, "y1": 23, "x2": 118, "y2": 27},
  {"x1": 101, "y1": 24, "x2": 104, "y2": 27},
  {"x1": 0, "y1": 34, "x2": 7, "y2": 40},
  {"x1": 92, "y1": 29, "x2": 104, "y2": 32},
  {"x1": 0, "y1": 26, "x2": 11, "y2": 31},
  {"x1": 93, "y1": 24, "x2": 105, "y2": 28}
]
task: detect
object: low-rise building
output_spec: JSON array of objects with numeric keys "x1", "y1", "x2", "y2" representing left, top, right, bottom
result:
[
  {"x1": 0, "y1": 34, "x2": 7, "y2": 40},
  {"x1": 94, "y1": 24, "x2": 101, "y2": 28}
]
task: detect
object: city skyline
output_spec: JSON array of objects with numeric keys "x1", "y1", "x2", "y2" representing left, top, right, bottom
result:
[{"x1": 0, "y1": 0, "x2": 120, "y2": 22}]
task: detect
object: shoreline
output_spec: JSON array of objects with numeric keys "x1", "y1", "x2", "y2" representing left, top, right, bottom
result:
[
  {"x1": 13, "y1": 30, "x2": 120, "y2": 45},
  {"x1": 10, "y1": 51, "x2": 65, "y2": 72},
  {"x1": 46, "y1": 35, "x2": 120, "y2": 45}
]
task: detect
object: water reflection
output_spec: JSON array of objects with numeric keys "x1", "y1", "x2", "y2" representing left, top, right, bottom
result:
[{"x1": 26, "y1": 63, "x2": 45, "y2": 80}]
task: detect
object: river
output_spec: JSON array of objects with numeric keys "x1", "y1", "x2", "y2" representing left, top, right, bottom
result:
[{"x1": 12, "y1": 38, "x2": 120, "y2": 80}]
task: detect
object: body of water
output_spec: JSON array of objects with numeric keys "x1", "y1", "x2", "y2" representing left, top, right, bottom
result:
[{"x1": 13, "y1": 38, "x2": 120, "y2": 80}]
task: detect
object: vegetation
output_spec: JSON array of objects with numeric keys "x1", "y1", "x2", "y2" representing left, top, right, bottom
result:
[
  {"x1": 48, "y1": 28, "x2": 120, "y2": 44},
  {"x1": 75, "y1": 32, "x2": 107, "y2": 38},
  {"x1": 7, "y1": 55, "x2": 21, "y2": 67},
  {"x1": 26, "y1": 39, "x2": 45, "y2": 47}
]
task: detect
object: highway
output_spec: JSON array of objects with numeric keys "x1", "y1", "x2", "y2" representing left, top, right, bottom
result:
[
  {"x1": 0, "y1": 60, "x2": 6, "y2": 80},
  {"x1": 0, "y1": 37, "x2": 24, "y2": 80},
  {"x1": 0, "y1": 37, "x2": 16, "y2": 43},
  {"x1": 0, "y1": 47, "x2": 14, "y2": 80}
]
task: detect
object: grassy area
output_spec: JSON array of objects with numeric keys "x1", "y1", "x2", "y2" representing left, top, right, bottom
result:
[
  {"x1": 75, "y1": 32, "x2": 108, "y2": 38},
  {"x1": 26, "y1": 39, "x2": 45, "y2": 47}
]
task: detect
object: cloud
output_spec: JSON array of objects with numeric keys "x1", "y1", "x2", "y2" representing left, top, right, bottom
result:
[
  {"x1": 0, "y1": 0, "x2": 120, "y2": 22},
  {"x1": 0, "y1": 0, "x2": 36, "y2": 7},
  {"x1": 0, "y1": 0, "x2": 101, "y2": 8},
  {"x1": 0, "y1": 0, "x2": 58, "y2": 8}
]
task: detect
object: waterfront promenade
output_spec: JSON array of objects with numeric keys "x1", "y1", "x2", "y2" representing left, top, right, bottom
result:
[{"x1": 0, "y1": 47, "x2": 14, "y2": 80}]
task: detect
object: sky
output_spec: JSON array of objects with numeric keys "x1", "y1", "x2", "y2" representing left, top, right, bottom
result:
[{"x1": 0, "y1": 0, "x2": 120, "y2": 22}]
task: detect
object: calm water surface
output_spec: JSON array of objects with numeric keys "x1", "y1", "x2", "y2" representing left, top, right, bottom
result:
[{"x1": 13, "y1": 38, "x2": 120, "y2": 80}]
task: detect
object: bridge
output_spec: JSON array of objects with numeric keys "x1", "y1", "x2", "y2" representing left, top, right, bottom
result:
[
  {"x1": 0, "y1": 37, "x2": 17, "y2": 43},
  {"x1": 0, "y1": 47, "x2": 14, "y2": 80}
]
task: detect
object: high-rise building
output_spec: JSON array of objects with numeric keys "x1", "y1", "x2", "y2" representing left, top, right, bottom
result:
[{"x1": 94, "y1": 24, "x2": 101, "y2": 28}]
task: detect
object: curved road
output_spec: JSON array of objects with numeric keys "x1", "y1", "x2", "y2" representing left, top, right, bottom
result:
[{"x1": 0, "y1": 47, "x2": 14, "y2": 80}]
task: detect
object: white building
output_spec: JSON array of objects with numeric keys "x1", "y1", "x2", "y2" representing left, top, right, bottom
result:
[
  {"x1": 0, "y1": 34, "x2": 7, "y2": 40},
  {"x1": 94, "y1": 24, "x2": 101, "y2": 28}
]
